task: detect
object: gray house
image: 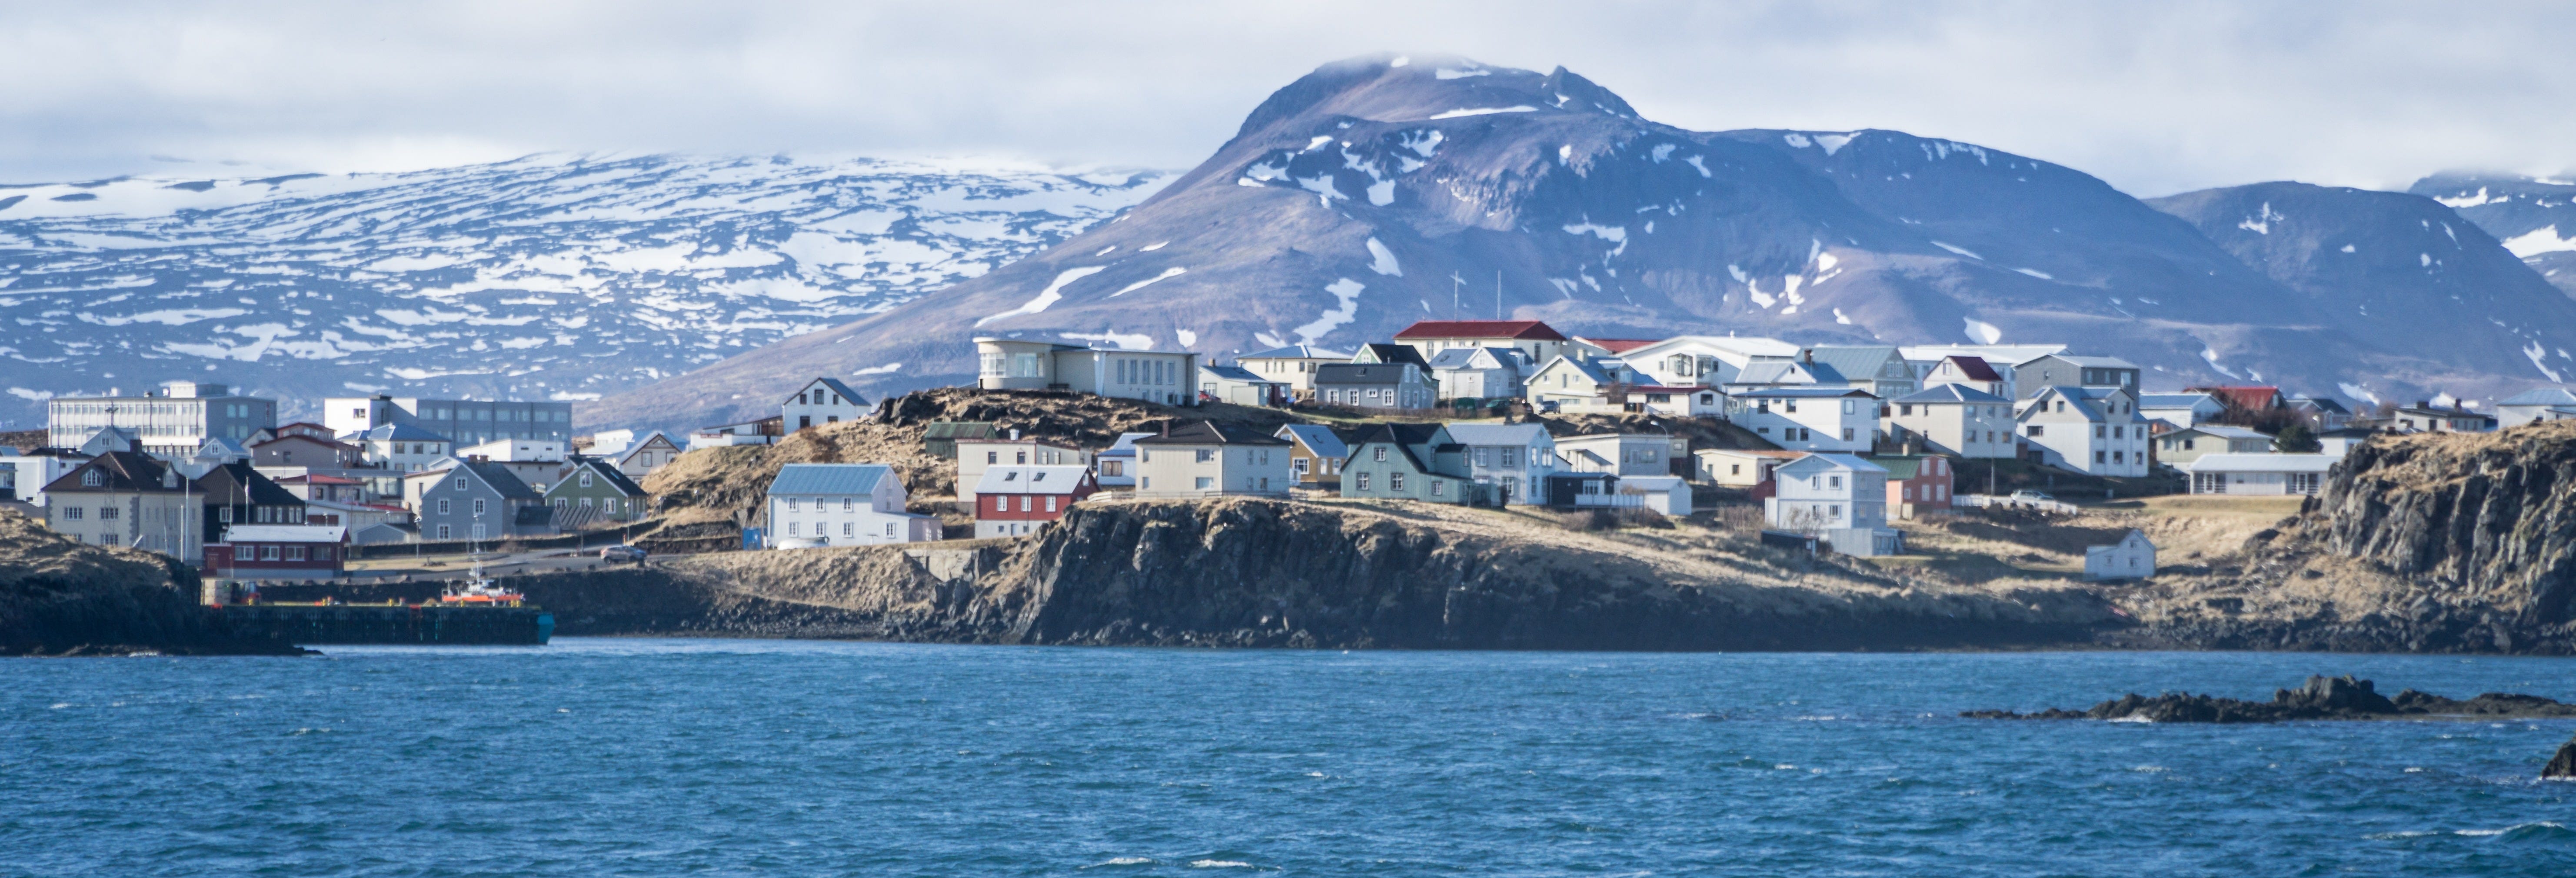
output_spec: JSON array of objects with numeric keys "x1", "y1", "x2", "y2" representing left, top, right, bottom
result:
[
  {"x1": 2013, "y1": 354, "x2": 2140, "y2": 399},
  {"x1": 1314, "y1": 363, "x2": 1436, "y2": 411},
  {"x1": 1441, "y1": 422, "x2": 1556, "y2": 505},
  {"x1": 1339, "y1": 423, "x2": 1494, "y2": 505},
  {"x1": 405, "y1": 459, "x2": 552, "y2": 543},
  {"x1": 1426, "y1": 347, "x2": 1527, "y2": 401}
]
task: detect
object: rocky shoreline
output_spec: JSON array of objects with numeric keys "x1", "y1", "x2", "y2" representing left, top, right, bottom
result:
[
  {"x1": 0, "y1": 510, "x2": 304, "y2": 657},
  {"x1": 1964, "y1": 675, "x2": 2576, "y2": 723}
]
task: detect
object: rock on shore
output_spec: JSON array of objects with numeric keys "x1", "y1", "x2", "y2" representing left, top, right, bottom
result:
[
  {"x1": 1964, "y1": 675, "x2": 2576, "y2": 722},
  {"x1": 510, "y1": 498, "x2": 2127, "y2": 650},
  {"x1": 0, "y1": 510, "x2": 301, "y2": 656}
]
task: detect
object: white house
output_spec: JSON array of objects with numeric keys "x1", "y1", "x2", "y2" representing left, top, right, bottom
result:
[
  {"x1": 2083, "y1": 529, "x2": 2157, "y2": 581},
  {"x1": 1198, "y1": 364, "x2": 1289, "y2": 407},
  {"x1": 764, "y1": 462, "x2": 941, "y2": 546},
  {"x1": 955, "y1": 436, "x2": 1090, "y2": 507},
  {"x1": 1618, "y1": 475, "x2": 1693, "y2": 516},
  {"x1": 2017, "y1": 386, "x2": 2151, "y2": 477},
  {"x1": 2316, "y1": 427, "x2": 2375, "y2": 459},
  {"x1": 1694, "y1": 448, "x2": 1803, "y2": 487},
  {"x1": 609, "y1": 431, "x2": 685, "y2": 480},
  {"x1": 1632, "y1": 386, "x2": 1726, "y2": 418},
  {"x1": 1425, "y1": 347, "x2": 1528, "y2": 401},
  {"x1": 1441, "y1": 422, "x2": 1557, "y2": 505},
  {"x1": 1131, "y1": 421, "x2": 1292, "y2": 498},
  {"x1": 1236, "y1": 344, "x2": 1351, "y2": 396},
  {"x1": 1726, "y1": 387, "x2": 1879, "y2": 452},
  {"x1": 1764, "y1": 453, "x2": 1902, "y2": 556},
  {"x1": 2176, "y1": 453, "x2": 2339, "y2": 496},
  {"x1": 2152, "y1": 425, "x2": 2275, "y2": 468},
  {"x1": 1917, "y1": 355, "x2": 2010, "y2": 398},
  {"x1": 1884, "y1": 384, "x2": 2017, "y2": 459},
  {"x1": 1615, "y1": 335, "x2": 1801, "y2": 388},
  {"x1": 2495, "y1": 387, "x2": 2576, "y2": 428},
  {"x1": 1391, "y1": 319, "x2": 1574, "y2": 366},
  {"x1": 783, "y1": 378, "x2": 871, "y2": 433},
  {"x1": 2138, "y1": 392, "x2": 2227, "y2": 430},
  {"x1": 975, "y1": 337, "x2": 1199, "y2": 406},
  {"x1": 1554, "y1": 433, "x2": 1684, "y2": 478}
]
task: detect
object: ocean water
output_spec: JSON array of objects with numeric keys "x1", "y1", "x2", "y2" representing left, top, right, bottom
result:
[{"x1": 5, "y1": 642, "x2": 2575, "y2": 876}]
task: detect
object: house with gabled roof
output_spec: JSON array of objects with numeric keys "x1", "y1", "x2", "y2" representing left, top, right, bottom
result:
[
  {"x1": 1093, "y1": 431, "x2": 1155, "y2": 489},
  {"x1": 1392, "y1": 319, "x2": 1571, "y2": 366},
  {"x1": 1274, "y1": 424, "x2": 1353, "y2": 489},
  {"x1": 2017, "y1": 386, "x2": 2151, "y2": 476},
  {"x1": 196, "y1": 461, "x2": 309, "y2": 542},
  {"x1": 2390, "y1": 402, "x2": 2496, "y2": 433},
  {"x1": 2496, "y1": 387, "x2": 2576, "y2": 428},
  {"x1": 1884, "y1": 384, "x2": 2017, "y2": 459},
  {"x1": 1315, "y1": 362, "x2": 1435, "y2": 411},
  {"x1": 1764, "y1": 453, "x2": 1902, "y2": 556},
  {"x1": 1425, "y1": 347, "x2": 1528, "y2": 401},
  {"x1": 40, "y1": 451, "x2": 205, "y2": 559},
  {"x1": 1617, "y1": 335, "x2": 1801, "y2": 388},
  {"x1": 1719, "y1": 359, "x2": 1846, "y2": 394},
  {"x1": 2016, "y1": 354, "x2": 2140, "y2": 399},
  {"x1": 972, "y1": 465, "x2": 1098, "y2": 538},
  {"x1": 1800, "y1": 346, "x2": 1917, "y2": 399},
  {"x1": 404, "y1": 459, "x2": 550, "y2": 543},
  {"x1": 1442, "y1": 422, "x2": 1556, "y2": 505},
  {"x1": 1340, "y1": 423, "x2": 1492, "y2": 506},
  {"x1": 1352, "y1": 343, "x2": 1431, "y2": 368},
  {"x1": 2138, "y1": 392, "x2": 2227, "y2": 430},
  {"x1": 2176, "y1": 453, "x2": 2337, "y2": 496},
  {"x1": 2153, "y1": 425, "x2": 2276, "y2": 468},
  {"x1": 1132, "y1": 420, "x2": 1292, "y2": 498},
  {"x1": 1727, "y1": 387, "x2": 1879, "y2": 452},
  {"x1": 1525, "y1": 355, "x2": 1644, "y2": 412},
  {"x1": 1198, "y1": 363, "x2": 1289, "y2": 407},
  {"x1": 2186, "y1": 385, "x2": 2286, "y2": 416},
  {"x1": 1236, "y1": 344, "x2": 1351, "y2": 396},
  {"x1": 546, "y1": 456, "x2": 652, "y2": 527},
  {"x1": 765, "y1": 462, "x2": 940, "y2": 546},
  {"x1": 783, "y1": 377, "x2": 870, "y2": 433},
  {"x1": 1868, "y1": 454, "x2": 1956, "y2": 515},
  {"x1": 1919, "y1": 355, "x2": 2009, "y2": 398},
  {"x1": 608, "y1": 431, "x2": 684, "y2": 480}
]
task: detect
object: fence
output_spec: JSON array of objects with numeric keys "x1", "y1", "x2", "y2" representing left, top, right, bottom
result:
[{"x1": 1954, "y1": 494, "x2": 2082, "y2": 515}]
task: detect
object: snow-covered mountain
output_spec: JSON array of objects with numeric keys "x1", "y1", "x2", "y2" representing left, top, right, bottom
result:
[
  {"x1": 0, "y1": 154, "x2": 1169, "y2": 429},
  {"x1": 2407, "y1": 172, "x2": 2576, "y2": 300},
  {"x1": 589, "y1": 54, "x2": 2576, "y2": 430}
]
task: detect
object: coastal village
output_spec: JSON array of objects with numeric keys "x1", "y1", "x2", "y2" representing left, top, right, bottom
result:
[{"x1": 2, "y1": 318, "x2": 2561, "y2": 599}]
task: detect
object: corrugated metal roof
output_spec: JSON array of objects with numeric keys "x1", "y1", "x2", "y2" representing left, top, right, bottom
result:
[
  {"x1": 216, "y1": 525, "x2": 346, "y2": 542},
  {"x1": 975, "y1": 466, "x2": 1094, "y2": 495},
  {"x1": 1894, "y1": 384, "x2": 2008, "y2": 404},
  {"x1": 1133, "y1": 421, "x2": 1290, "y2": 446},
  {"x1": 1441, "y1": 423, "x2": 1551, "y2": 446},
  {"x1": 1200, "y1": 364, "x2": 1274, "y2": 383},
  {"x1": 2180, "y1": 453, "x2": 2338, "y2": 473},
  {"x1": 2500, "y1": 387, "x2": 2576, "y2": 406},
  {"x1": 2138, "y1": 393, "x2": 2220, "y2": 409},
  {"x1": 766, "y1": 463, "x2": 893, "y2": 496},
  {"x1": 2173, "y1": 425, "x2": 2273, "y2": 440},
  {"x1": 1241, "y1": 344, "x2": 1350, "y2": 360},
  {"x1": 1779, "y1": 452, "x2": 1890, "y2": 475},
  {"x1": 1393, "y1": 319, "x2": 1568, "y2": 341},
  {"x1": 1274, "y1": 424, "x2": 1349, "y2": 458}
]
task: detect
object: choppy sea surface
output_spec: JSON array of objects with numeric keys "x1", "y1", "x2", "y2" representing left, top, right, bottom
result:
[{"x1": 5, "y1": 640, "x2": 2575, "y2": 876}]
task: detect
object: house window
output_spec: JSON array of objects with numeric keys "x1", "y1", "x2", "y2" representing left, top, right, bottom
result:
[
  {"x1": 843, "y1": 522, "x2": 854, "y2": 536},
  {"x1": 1373, "y1": 447, "x2": 1388, "y2": 462},
  {"x1": 438, "y1": 525, "x2": 452, "y2": 540},
  {"x1": 234, "y1": 545, "x2": 253, "y2": 560},
  {"x1": 885, "y1": 522, "x2": 896, "y2": 536},
  {"x1": 99, "y1": 506, "x2": 119, "y2": 520},
  {"x1": 992, "y1": 496, "x2": 1007, "y2": 512},
  {"x1": 81, "y1": 469, "x2": 102, "y2": 486},
  {"x1": 473, "y1": 499, "x2": 487, "y2": 515},
  {"x1": 580, "y1": 472, "x2": 593, "y2": 488},
  {"x1": 2028, "y1": 426, "x2": 2045, "y2": 437},
  {"x1": 285, "y1": 546, "x2": 306, "y2": 562},
  {"x1": 1390, "y1": 473, "x2": 1405, "y2": 491},
  {"x1": 1194, "y1": 477, "x2": 1214, "y2": 490},
  {"x1": 1045, "y1": 496, "x2": 1058, "y2": 512},
  {"x1": 2095, "y1": 451, "x2": 2107, "y2": 463},
  {"x1": 1196, "y1": 449, "x2": 1215, "y2": 463},
  {"x1": 987, "y1": 451, "x2": 999, "y2": 464},
  {"x1": 437, "y1": 500, "x2": 451, "y2": 515},
  {"x1": 1356, "y1": 472, "x2": 1371, "y2": 490},
  {"x1": 842, "y1": 498, "x2": 855, "y2": 512},
  {"x1": 1020, "y1": 496, "x2": 1033, "y2": 512},
  {"x1": 261, "y1": 545, "x2": 280, "y2": 561},
  {"x1": 788, "y1": 499, "x2": 800, "y2": 512},
  {"x1": 454, "y1": 477, "x2": 466, "y2": 490},
  {"x1": 788, "y1": 522, "x2": 799, "y2": 535},
  {"x1": 1431, "y1": 480, "x2": 1445, "y2": 496}
]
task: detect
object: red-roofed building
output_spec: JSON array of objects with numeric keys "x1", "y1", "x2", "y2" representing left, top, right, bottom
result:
[
  {"x1": 1392, "y1": 320, "x2": 1572, "y2": 366},
  {"x1": 1577, "y1": 337, "x2": 1664, "y2": 356},
  {"x1": 2187, "y1": 385, "x2": 2286, "y2": 414},
  {"x1": 1922, "y1": 355, "x2": 2008, "y2": 397}
]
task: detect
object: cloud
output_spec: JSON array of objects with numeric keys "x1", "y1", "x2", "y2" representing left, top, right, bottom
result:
[{"x1": 0, "y1": 1, "x2": 2571, "y2": 196}]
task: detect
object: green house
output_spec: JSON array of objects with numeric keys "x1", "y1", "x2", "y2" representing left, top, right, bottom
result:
[
  {"x1": 545, "y1": 456, "x2": 651, "y2": 527},
  {"x1": 922, "y1": 422, "x2": 998, "y2": 459},
  {"x1": 1338, "y1": 423, "x2": 1496, "y2": 506}
]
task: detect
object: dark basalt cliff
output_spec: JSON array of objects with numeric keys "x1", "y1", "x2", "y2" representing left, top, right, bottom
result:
[
  {"x1": 2310, "y1": 423, "x2": 2576, "y2": 638},
  {"x1": 0, "y1": 510, "x2": 301, "y2": 656},
  {"x1": 516, "y1": 498, "x2": 2122, "y2": 650}
]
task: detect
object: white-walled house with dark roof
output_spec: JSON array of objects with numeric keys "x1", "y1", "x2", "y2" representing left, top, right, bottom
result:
[
  {"x1": 783, "y1": 378, "x2": 870, "y2": 433},
  {"x1": 764, "y1": 462, "x2": 941, "y2": 547},
  {"x1": 1725, "y1": 387, "x2": 1879, "y2": 452},
  {"x1": 2017, "y1": 386, "x2": 2151, "y2": 477}
]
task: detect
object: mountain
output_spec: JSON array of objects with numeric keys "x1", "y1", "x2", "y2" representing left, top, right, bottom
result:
[
  {"x1": 2406, "y1": 172, "x2": 2576, "y2": 300},
  {"x1": 2146, "y1": 182, "x2": 2576, "y2": 399},
  {"x1": 0, "y1": 155, "x2": 1169, "y2": 431},
  {"x1": 592, "y1": 54, "x2": 2569, "y2": 430}
]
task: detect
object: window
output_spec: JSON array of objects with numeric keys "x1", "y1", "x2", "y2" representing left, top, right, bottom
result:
[
  {"x1": 1194, "y1": 476, "x2": 1214, "y2": 490},
  {"x1": 81, "y1": 469, "x2": 102, "y2": 486},
  {"x1": 234, "y1": 545, "x2": 253, "y2": 560},
  {"x1": 1501, "y1": 448, "x2": 1518, "y2": 467},
  {"x1": 1373, "y1": 447, "x2": 1388, "y2": 462},
  {"x1": 1016, "y1": 451, "x2": 1028, "y2": 465},
  {"x1": 788, "y1": 498, "x2": 800, "y2": 512},
  {"x1": 992, "y1": 496, "x2": 1006, "y2": 512},
  {"x1": 1474, "y1": 448, "x2": 1491, "y2": 466},
  {"x1": 1431, "y1": 480, "x2": 1445, "y2": 496},
  {"x1": 2095, "y1": 426, "x2": 2106, "y2": 439},
  {"x1": 1045, "y1": 496, "x2": 1058, "y2": 512},
  {"x1": 438, "y1": 525, "x2": 452, "y2": 540},
  {"x1": 1390, "y1": 472, "x2": 1405, "y2": 491},
  {"x1": 2027, "y1": 426, "x2": 2045, "y2": 437},
  {"x1": 1020, "y1": 496, "x2": 1033, "y2": 512},
  {"x1": 261, "y1": 545, "x2": 280, "y2": 561},
  {"x1": 1829, "y1": 476, "x2": 1842, "y2": 489},
  {"x1": 2095, "y1": 451, "x2": 2107, "y2": 463},
  {"x1": 1842, "y1": 429, "x2": 1854, "y2": 442},
  {"x1": 987, "y1": 451, "x2": 998, "y2": 464},
  {"x1": 1829, "y1": 505, "x2": 1841, "y2": 519},
  {"x1": 842, "y1": 498, "x2": 855, "y2": 512},
  {"x1": 1196, "y1": 449, "x2": 1215, "y2": 463},
  {"x1": 285, "y1": 546, "x2": 306, "y2": 562},
  {"x1": 843, "y1": 522, "x2": 855, "y2": 536},
  {"x1": 788, "y1": 522, "x2": 799, "y2": 535},
  {"x1": 437, "y1": 499, "x2": 450, "y2": 515},
  {"x1": 1356, "y1": 472, "x2": 1371, "y2": 490},
  {"x1": 473, "y1": 499, "x2": 487, "y2": 515},
  {"x1": 580, "y1": 472, "x2": 593, "y2": 488},
  {"x1": 454, "y1": 477, "x2": 466, "y2": 490},
  {"x1": 100, "y1": 506, "x2": 119, "y2": 520},
  {"x1": 885, "y1": 522, "x2": 896, "y2": 536}
]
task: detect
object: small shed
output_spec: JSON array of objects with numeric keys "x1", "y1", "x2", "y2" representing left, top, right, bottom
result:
[
  {"x1": 922, "y1": 422, "x2": 998, "y2": 459},
  {"x1": 2083, "y1": 529, "x2": 2157, "y2": 581}
]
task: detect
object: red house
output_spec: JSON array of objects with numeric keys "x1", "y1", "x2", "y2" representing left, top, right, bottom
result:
[
  {"x1": 972, "y1": 466, "x2": 1098, "y2": 539},
  {"x1": 1868, "y1": 455, "x2": 1955, "y2": 516},
  {"x1": 204, "y1": 525, "x2": 349, "y2": 580}
]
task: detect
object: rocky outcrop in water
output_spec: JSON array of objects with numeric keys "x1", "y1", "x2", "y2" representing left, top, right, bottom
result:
[
  {"x1": 1964, "y1": 675, "x2": 2576, "y2": 722},
  {"x1": 510, "y1": 498, "x2": 2124, "y2": 650},
  {"x1": 2547, "y1": 737, "x2": 2576, "y2": 779},
  {"x1": 0, "y1": 510, "x2": 301, "y2": 656}
]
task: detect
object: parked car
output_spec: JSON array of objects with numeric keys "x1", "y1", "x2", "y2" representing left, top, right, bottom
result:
[
  {"x1": 2009, "y1": 489, "x2": 2055, "y2": 502},
  {"x1": 599, "y1": 545, "x2": 647, "y2": 562}
]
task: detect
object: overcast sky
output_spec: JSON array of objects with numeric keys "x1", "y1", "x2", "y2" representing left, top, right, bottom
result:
[{"x1": 3, "y1": 1, "x2": 2570, "y2": 197}]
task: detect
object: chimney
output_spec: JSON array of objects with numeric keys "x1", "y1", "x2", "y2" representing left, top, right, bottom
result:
[
  {"x1": 1160, "y1": 421, "x2": 1170, "y2": 437},
  {"x1": 1009, "y1": 428, "x2": 1020, "y2": 441},
  {"x1": 1801, "y1": 349, "x2": 1814, "y2": 365}
]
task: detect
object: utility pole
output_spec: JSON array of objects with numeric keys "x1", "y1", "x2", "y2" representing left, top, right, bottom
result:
[{"x1": 1495, "y1": 270, "x2": 1503, "y2": 319}]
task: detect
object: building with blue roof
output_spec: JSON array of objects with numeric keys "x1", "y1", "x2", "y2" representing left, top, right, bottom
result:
[{"x1": 763, "y1": 462, "x2": 942, "y2": 547}]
